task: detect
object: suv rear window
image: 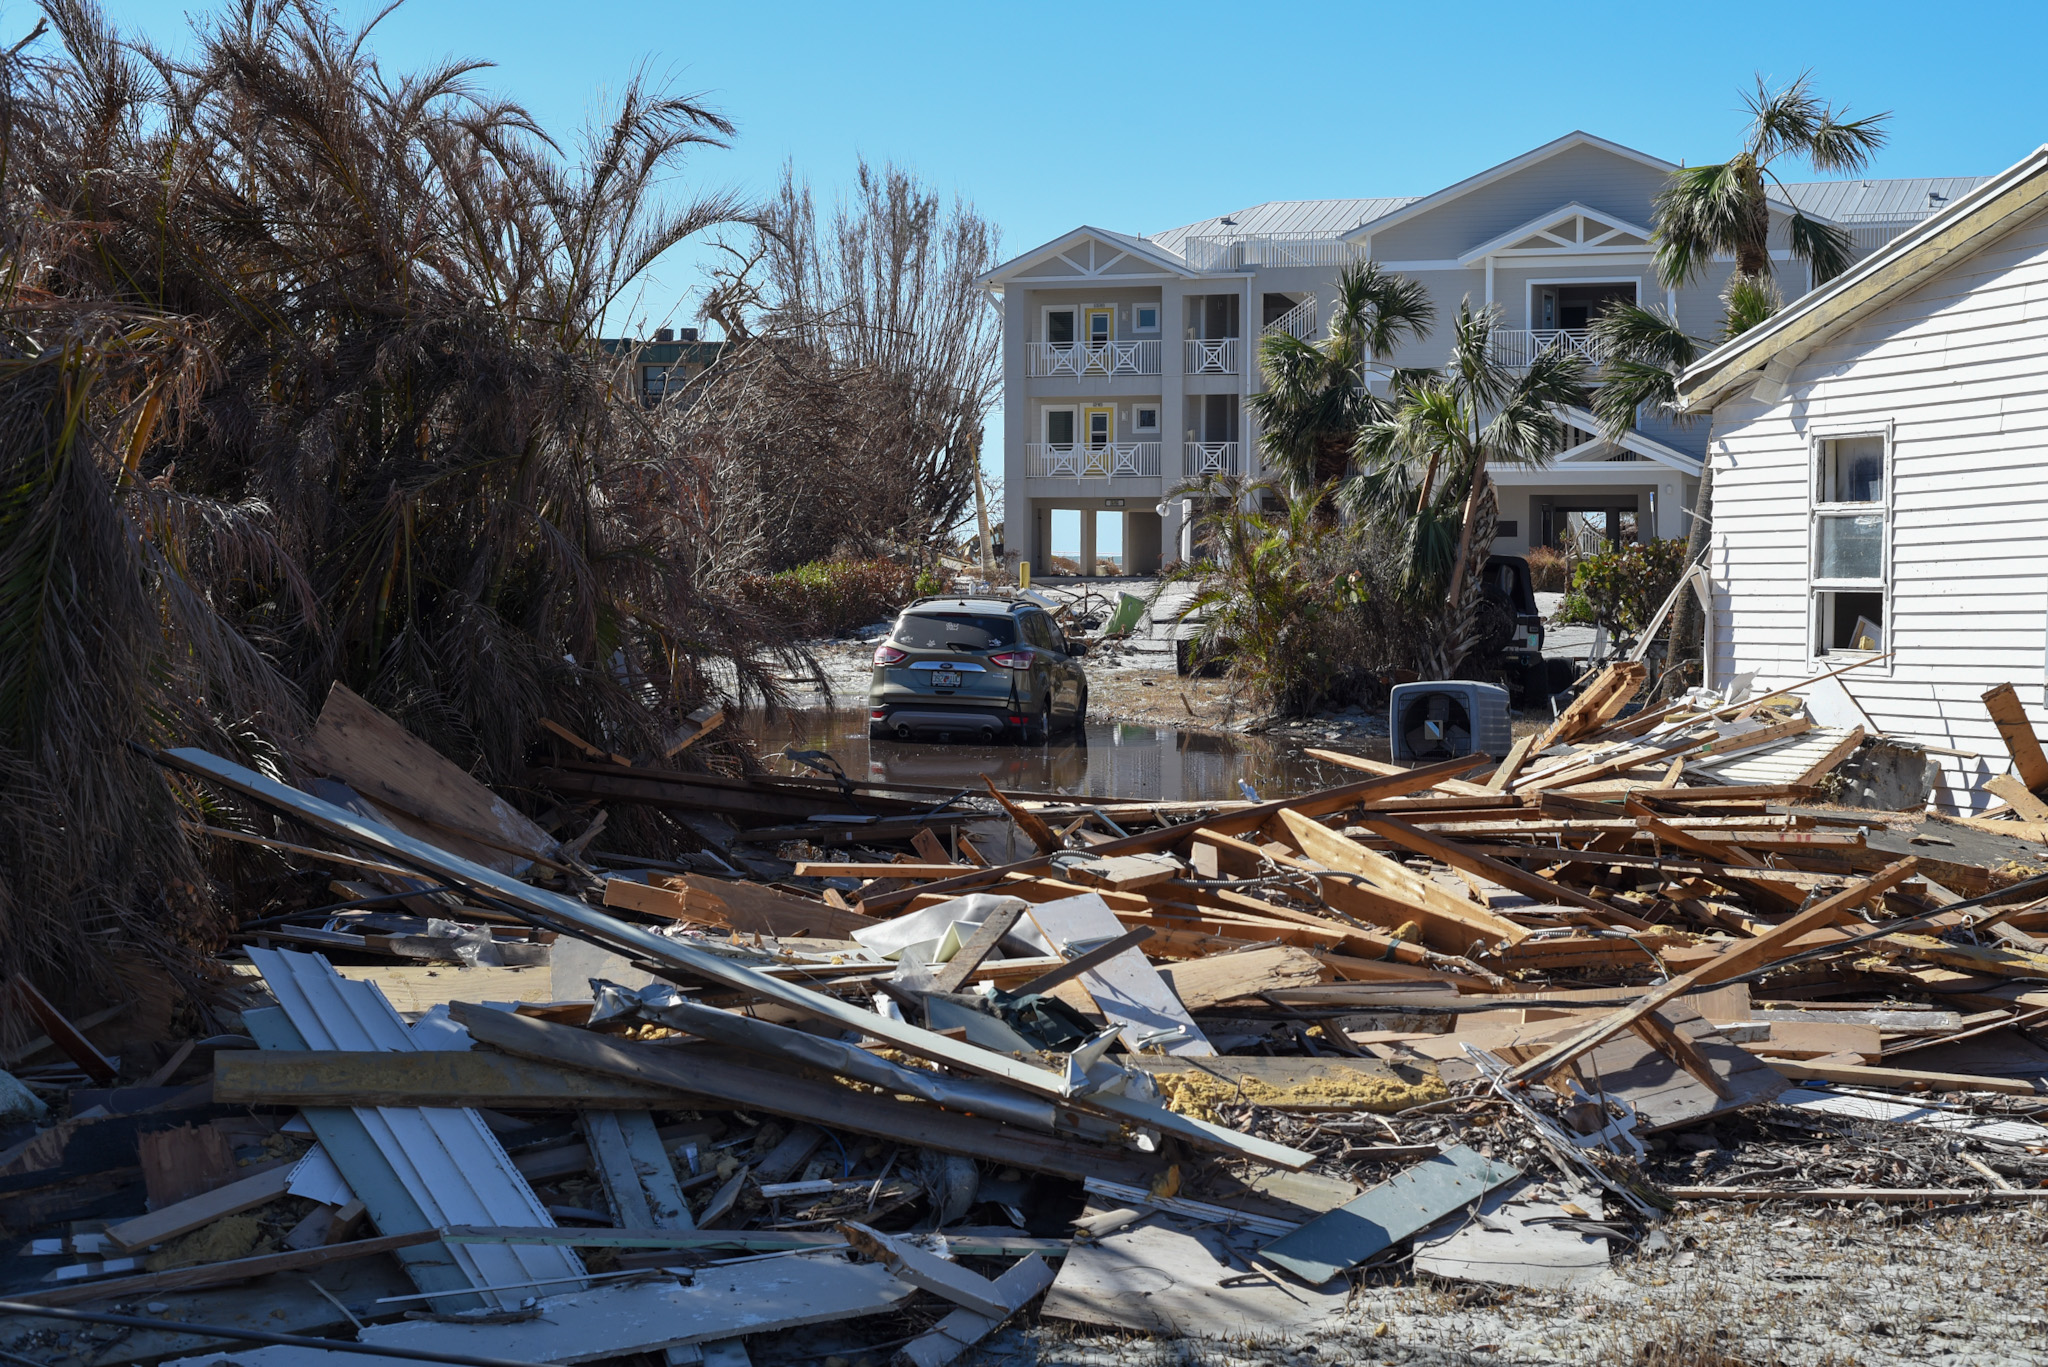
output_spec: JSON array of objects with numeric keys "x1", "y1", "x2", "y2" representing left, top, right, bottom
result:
[{"x1": 894, "y1": 612, "x2": 1018, "y2": 651}]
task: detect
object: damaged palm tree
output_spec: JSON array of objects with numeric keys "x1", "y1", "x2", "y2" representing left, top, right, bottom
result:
[
  {"x1": 1351, "y1": 303, "x2": 1589, "y2": 678},
  {"x1": 0, "y1": 0, "x2": 806, "y2": 1019}
]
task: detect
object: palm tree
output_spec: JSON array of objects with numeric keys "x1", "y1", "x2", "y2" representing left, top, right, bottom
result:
[
  {"x1": 1249, "y1": 261, "x2": 1434, "y2": 495},
  {"x1": 1352, "y1": 303, "x2": 1589, "y2": 671},
  {"x1": 1654, "y1": 73, "x2": 1889, "y2": 331}
]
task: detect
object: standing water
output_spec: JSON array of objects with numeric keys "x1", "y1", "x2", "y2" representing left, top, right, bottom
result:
[{"x1": 741, "y1": 708, "x2": 1389, "y2": 804}]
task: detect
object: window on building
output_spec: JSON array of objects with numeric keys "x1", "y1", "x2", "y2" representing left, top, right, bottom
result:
[
  {"x1": 1132, "y1": 303, "x2": 1160, "y2": 333},
  {"x1": 1046, "y1": 309, "x2": 1076, "y2": 348},
  {"x1": 1045, "y1": 410, "x2": 1075, "y2": 445},
  {"x1": 1812, "y1": 433, "x2": 1888, "y2": 656},
  {"x1": 1133, "y1": 406, "x2": 1160, "y2": 433}
]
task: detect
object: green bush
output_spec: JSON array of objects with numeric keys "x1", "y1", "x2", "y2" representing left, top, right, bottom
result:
[
  {"x1": 740, "y1": 558, "x2": 915, "y2": 637},
  {"x1": 1524, "y1": 544, "x2": 1569, "y2": 593},
  {"x1": 1556, "y1": 538, "x2": 1690, "y2": 637}
]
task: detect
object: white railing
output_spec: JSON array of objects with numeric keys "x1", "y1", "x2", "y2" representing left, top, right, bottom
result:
[
  {"x1": 1490, "y1": 328, "x2": 1599, "y2": 368},
  {"x1": 1184, "y1": 337, "x2": 1239, "y2": 375},
  {"x1": 1028, "y1": 442, "x2": 1162, "y2": 478},
  {"x1": 1836, "y1": 211, "x2": 1939, "y2": 255},
  {"x1": 1180, "y1": 233, "x2": 1369, "y2": 272},
  {"x1": 1262, "y1": 297, "x2": 1318, "y2": 341},
  {"x1": 1183, "y1": 441, "x2": 1240, "y2": 477},
  {"x1": 1026, "y1": 340, "x2": 1161, "y2": 377}
]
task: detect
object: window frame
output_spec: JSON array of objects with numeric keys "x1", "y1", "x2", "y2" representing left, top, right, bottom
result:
[
  {"x1": 1130, "y1": 302, "x2": 1161, "y2": 334},
  {"x1": 1042, "y1": 405, "x2": 1078, "y2": 446},
  {"x1": 1807, "y1": 424, "x2": 1894, "y2": 667},
  {"x1": 1042, "y1": 305, "x2": 1078, "y2": 348},
  {"x1": 1132, "y1": 405, "x2": 1160, "y2": 434}
]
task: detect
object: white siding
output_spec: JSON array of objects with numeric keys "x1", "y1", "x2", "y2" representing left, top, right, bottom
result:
[{"x1": 1707, "y1": 210, "x2": 2048, "y2": 809}]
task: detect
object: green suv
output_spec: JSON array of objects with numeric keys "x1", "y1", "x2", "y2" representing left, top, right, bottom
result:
[{"x1": 868, "y1": 597, "x2": 1088, "y2": 743}]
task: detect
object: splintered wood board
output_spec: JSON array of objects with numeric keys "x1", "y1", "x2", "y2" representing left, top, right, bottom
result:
[
  {"x1": 331, "y1": 964, "x2": 554, "y2": 1013},
  {"x1": 1153, "y1": 946, "x2": 1325, "y2": 1010},
  {"x1": 299, "y1": 682, "x2": 558, "y2": 873},
  {"x1": 1025, "y1": 893, "x2": 1214, "y2": 1057}
]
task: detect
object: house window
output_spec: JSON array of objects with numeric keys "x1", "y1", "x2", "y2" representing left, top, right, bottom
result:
[
  {"x1": 1045, "y1": 409, "x2": 1076, "y2": 445},
  {"x1": 1811, "y1": 433, "x2": 1889, "y2": 656},
  {"x1": 1132, "y1": 303, "x2": 1160, "y2": 333},
  {"x1": 1133, "y1": 406, "x2": 1160, "y2": 433},
  {"x1": 1045, "y1": 309, "x2": 1076, "y2": 348}
]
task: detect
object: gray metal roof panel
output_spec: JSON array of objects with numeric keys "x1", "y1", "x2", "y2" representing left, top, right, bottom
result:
[
  {"x1": 1777, "y1": 176, "x2": 1991, "y2": 221},
  {"x1": 1147, "y1": 197, "x2": 1416, "y2": 255}
]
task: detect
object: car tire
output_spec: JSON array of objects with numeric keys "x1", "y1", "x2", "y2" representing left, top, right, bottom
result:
[{"x1": 1026, "y1": 695, "x2": 1052, "y2": 745}]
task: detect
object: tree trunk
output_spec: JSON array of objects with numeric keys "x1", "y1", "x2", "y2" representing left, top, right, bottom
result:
[
  {"x1": 1658, "y1": 460, "x2": 1714, "y2": 699},
  {"x1": 1444, "y1": 451, "x2": 1489, "y2": 608},
  {"x1": 1735, "y1": 156, "x2": 1772, "y2": 280},
  {"x1": 1423, "y1": 479, "x2": 1498, "y2": 680}
]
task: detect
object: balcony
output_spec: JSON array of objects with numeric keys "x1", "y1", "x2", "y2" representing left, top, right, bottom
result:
[
  {"x1": 1028, "y1": 442, "x2": 1162, "y2": 478},
  {"x1": 1184, "y1": 337, "x2": 1239, "y2": 375},
  {"x1": 1489, "y1": 328, "x2": 1600, "y2": 368},
  {"x1": 1180, "y1": 233, "x2": 1369, "y2": 272},
  {"x1": 1184, "y1": 441, "x2": 1240, "y2": 477},
  {"x1": 1027, "y1": 340, "x2": 1160, "y2": 378}
]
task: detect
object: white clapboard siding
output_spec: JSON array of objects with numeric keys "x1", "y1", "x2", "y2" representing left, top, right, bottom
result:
[
  {"x1": 1707, "y1": 208, "x2": 2048, "y2": 811},
  {"x1": 1690, "y1": 727, "x2": 1860, "y2": 786}
]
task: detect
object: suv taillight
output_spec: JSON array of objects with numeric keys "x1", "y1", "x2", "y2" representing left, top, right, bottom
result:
[
  {"x1": 987, "y1": 650, "x2": 1034, "y2": 670},
  {"x1": 872, "y1": 644, "x2": 906, "y2": 666}
]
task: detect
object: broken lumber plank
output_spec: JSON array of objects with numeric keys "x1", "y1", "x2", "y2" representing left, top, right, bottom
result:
[
  {"x1": 1011, "y1": 927, "x2": 1156, "y2": 997},
  {"x1": 1353, "y1": 814, "x2": 1617, "y2": 916},
  {"x1": 929, "y1": 903, "x2": 1028, "y2": 995},
  {"x1": 1501, "y1": 857, "x2": 1921, "y2": 1086},
  {"x1": 662, "y1": 703, "x2": 726, "y2": 757},
  {"x1": 604, "y1": 875, "x2": 874, "y2": 938},
  {"x1": 1983, "y1": 682, "x2": 2048, "y2": 791},
  {"x1": 1985, "y1": 773, "x2": 2048, "y2": 824},
  {"x1": 1665, "y1": 1185, "x2": 2048, "y2": 1202},
  {"x1": 6, "y1": 978, "x2": 117, "y2": 1083},
  {"x1": 1276, "y1": 809, "x2": 1530, "y2": 948},
  {"x1": 1791, "y1": 726, "x2": 1867, "y2": 786},
  {"x1": 1762, "y1": 1063, "x2": 2034, "y2": 1098},
  {"x1": 1302, "y1": 748, "x2": 1495, "y2": 795},
  {"x1": 1, "y1": 1230, "x2": 443, "y2": 1308},
  {"x1": 214, "y1": 1049, "x2": 672, "y2": 1109},
  {"x1": 106, "y1": 1163, "x2": 294, "y2": 1251},
  {"x1": 1063, "y1": 852, "x2": 1182, "y2": 892},
  {"x1": 860, "y1": 755, "x2": 1486, "y2": 914},
  {"x1": 1534, "y1": 662, "x2": 1644, "y2": 751},
  {"x1": 447, "y1": 1005, "x2": 1163, "y2": 1183},
  {"x1": 1025, "y1": 894, "x2": 1214, "y2": 1056},
  {"x1": 898, "y1": 1254, "x2": 1057, "y2": 1367},
  {"x1": 1154, "y1": 946, "x2": 1327, "y2": 1010},
  {"x1": 1485, "y1": 735, "x2": 1537, "y2": 791},
  {"x1": 793, "y1": 861, "x2": 968, "y2": 878},
  {"x1": 840, "y1": 1222, "x2": 1013, "y2": 1318},
  {"x1": 983, "y1": 775, "x2": 1061, "y2": 853},
  {"x1": 300, "y1": 682, "x2": 561, "y2": 872}
]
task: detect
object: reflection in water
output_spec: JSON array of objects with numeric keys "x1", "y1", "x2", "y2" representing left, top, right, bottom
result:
[{"x1": 744, "y1": 709, "x2": 1387, "y2": 803}]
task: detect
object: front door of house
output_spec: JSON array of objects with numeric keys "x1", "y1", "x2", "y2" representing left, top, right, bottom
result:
[
  {"x1": 1083, "y1": 407, "x2": 1113, "y2": 475},
  {"x1": 1085, "y1": 309, "x2": 1112, "y2": 345}
]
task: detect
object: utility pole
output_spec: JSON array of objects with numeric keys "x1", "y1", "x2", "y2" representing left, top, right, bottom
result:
[{"x1": 972, "y1": 438, "x2": 994, "y2": 581}]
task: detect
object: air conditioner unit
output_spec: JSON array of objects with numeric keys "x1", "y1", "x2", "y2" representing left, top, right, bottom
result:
[{"x1": 1388, "y1": 681, "x2": 1512, "y2": 762}]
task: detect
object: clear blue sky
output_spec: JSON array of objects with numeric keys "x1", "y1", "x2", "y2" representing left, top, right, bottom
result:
[{"x1": 68, "y1": 0, "x2": 2048, "y2": 502}]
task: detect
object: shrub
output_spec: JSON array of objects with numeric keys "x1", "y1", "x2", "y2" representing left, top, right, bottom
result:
[
  {"x1": 740, "y1": 558, "x2": 915, "y2": 637},
  {"x1": 1556, "y1": 538, "x2": 1691, "y2": 638},
  {"x1": 1524, "y1": 544, "x2": 1570, "y2": 593}
]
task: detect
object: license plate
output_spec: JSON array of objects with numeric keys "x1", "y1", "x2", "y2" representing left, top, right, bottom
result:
[{"x1": 932, "y1": 670, "x2": 962, "y2": 688}]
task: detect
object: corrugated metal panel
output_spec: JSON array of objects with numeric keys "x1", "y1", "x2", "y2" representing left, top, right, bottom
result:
[
  {"x1": 1778, "y1": 177, "x2": 1990, "y2": 222},
  {"x1": 1148, "y1": 196, "x2": 1415, "y2": 255},
  {"x1": 250, "y1": 947, "x2": 587, "y2": 1305},
  {"x1": 1688, "y1": 727, "x2": 1858, "y2": 785}
]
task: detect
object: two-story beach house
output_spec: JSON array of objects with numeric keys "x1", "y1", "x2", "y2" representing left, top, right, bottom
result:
[{"x1": 977, "y1": 132, "x2": 1980, "y2": 578}]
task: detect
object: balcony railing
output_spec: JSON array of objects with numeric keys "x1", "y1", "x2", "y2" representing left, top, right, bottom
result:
[
  {"x1": 1184, "y1": 441, "x2": 1240, "y2": 477},
  {"x1": 1180, "y1": 233, "x2": 1369, "y2": 272},
  {"x1": 1489, "y1": 328, "x2": 1599, "y2": 368},
  {"x1": 1027, "y1": 340, "x2": 1160, "y2": 377},
  {"x1": 1028, "y1": 442, "x2": 1162, "y2": 478},
  {"x1": 1184, "y1": 337, "x2": 1239, "y2": 375}
]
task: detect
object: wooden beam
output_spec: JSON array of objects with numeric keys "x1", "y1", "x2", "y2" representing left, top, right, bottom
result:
[
  {"x1": 1501, "y1": 857, "x2": 1921, "y2": 1086},
  {"x1": 1767, "y1": 1057, "x2": 2041, "y2": 1097},
  {"x1": 214, "y1": 1049, "x2": 674, "y2": 1109},
  {"x1": 1983, "y1": 683, "x2": 2048, "y2": 791},
  {"x1": 3, "y1": 1230, "x2": 443, "y2": 1308},
  {"x1": 982, "y1": 775, "x2": 1061, "y2": 853},
  {"x1": 105, "y1": 1163, "x2": 295, "y2": 1251},
  {"x1": 929, "y1": 904, "x2": 1028, "y2": 995},
  {"x1": 1985, "y1": 773, "x2": 2048, "y2": 824},
  {"x1": 1353, "y1": 814, "x2": 1616, "y2": 916},
  {"x1": 1276, "y1": 809, "x2": 1530, "y2": 949},
  {"x1": 1485, "y1": 736, "x2": 1537, "y2": 791}
]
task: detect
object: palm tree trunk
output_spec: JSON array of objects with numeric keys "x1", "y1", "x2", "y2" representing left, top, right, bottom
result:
[
  {"x1": 1444, "y1": 452, "x2": 1489, "y2": 608},
  {"x1": 1735, "y1": 155, "x2": 1772, "y2": 279},
  {"x1": 1658, "y1": 460, "x2": 1714, "y2": 699}
]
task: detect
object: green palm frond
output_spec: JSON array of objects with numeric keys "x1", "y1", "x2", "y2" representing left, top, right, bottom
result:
[
  {"x1": 1586, "y1": 303, "x2": 1701, "y2": 439},
  {"x1": 1719, "y1": 271, "x2": 1785, "y2": 338},
  {"x1": 1788, "y1": 211, "x2": 1856, "y2": 284},
  {"x1": 1652, "y1": 161, "x2": 1754, "y2": 288}
]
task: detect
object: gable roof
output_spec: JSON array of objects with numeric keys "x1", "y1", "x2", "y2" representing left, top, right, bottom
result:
[
  {"x1": 1454, "y1": 202, "x2": 1656, "y2": 266},
  {"x1": 976, "y1": 225, "x2": 1198, "y2": 286},
  {"x1": 1676, "y1": 146, "x2": 2048, "y2": 411}
]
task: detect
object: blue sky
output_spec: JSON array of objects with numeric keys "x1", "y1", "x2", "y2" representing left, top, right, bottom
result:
[{"x1": 76, "y1": 0, "x2": 2048, "y2": 508}]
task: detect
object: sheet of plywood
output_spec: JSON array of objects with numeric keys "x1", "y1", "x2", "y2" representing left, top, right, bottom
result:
[
  {"x1": 331, "y1": 963, "x2": 554, "y2": 1013},
  {"x1": 298, "y1": 682, "x2": 558, "y2": 874},
  {"x1": 1153, "y1": 946, "x2": 1325, "y2": 1010},
  {"x1": 1025, "y1": 893, "x2": 1214, "y2": 1057}
]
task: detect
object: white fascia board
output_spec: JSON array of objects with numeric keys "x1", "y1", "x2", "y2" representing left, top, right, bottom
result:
[
  {"x1": 1455, "y1": 203, "x2": 1656, "y2": 266},
  {"x1": 1553, "y1": 405, "x2": 1703, "y2": 475},
  {"x1": 976, "y1": 226, "x2": 1196, "y2": 286},
  {"x1": 1341, "y1": 132, "x2": 1678, "y2": 243}
]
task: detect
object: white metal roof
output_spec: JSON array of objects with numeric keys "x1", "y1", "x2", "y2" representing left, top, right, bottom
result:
[
  {"x1": 1146, "y1": 197, "x2": 1417, "y2": 257},
  {"x1": 1776, "y1": 176, "x2": 1991, "y2": 221}
]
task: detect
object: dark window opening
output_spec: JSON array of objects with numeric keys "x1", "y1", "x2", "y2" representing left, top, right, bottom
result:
[{"x1": 894, "y1": 613, "x2": 1018, "y2": 651}]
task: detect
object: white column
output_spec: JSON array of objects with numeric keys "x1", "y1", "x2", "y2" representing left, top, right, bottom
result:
[{"x1": 1485, "y1": 257, "x2": 1495, "y2": 308}]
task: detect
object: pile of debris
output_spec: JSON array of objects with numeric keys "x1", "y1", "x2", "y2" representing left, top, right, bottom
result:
[{"x1": 5, "y1": 663, "x2": 2048, "y2": 1366}]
